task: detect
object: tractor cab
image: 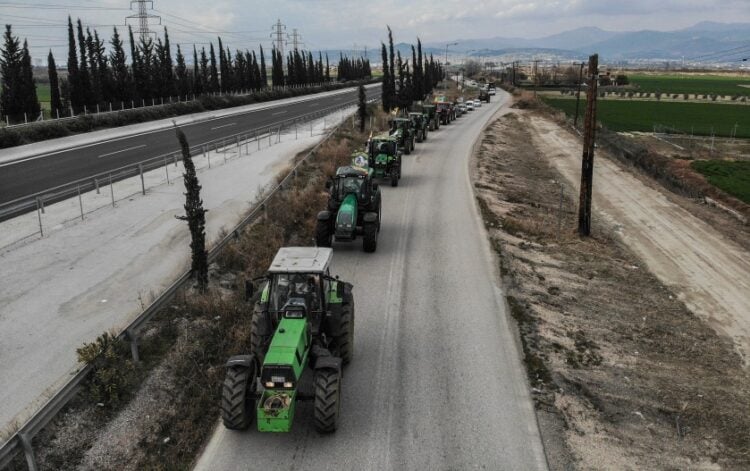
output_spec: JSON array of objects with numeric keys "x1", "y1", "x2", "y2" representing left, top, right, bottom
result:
[
  {"x1": 366, "y1": 135, "x2": 402, "y2": 187},
  {"x1": 422, "y1": 104, "x2": 439, "y2": 131},
  {"x1": 408, "y1": 112, "x2": 428, "y2": 142}
]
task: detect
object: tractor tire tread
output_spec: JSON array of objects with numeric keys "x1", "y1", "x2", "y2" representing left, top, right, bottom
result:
[
  {"x1": 221, "y1": 365, "x2": 255, "y2": 430},
  {"x1": 314, "y1": 369, "x2": 341, "y2": 433}
]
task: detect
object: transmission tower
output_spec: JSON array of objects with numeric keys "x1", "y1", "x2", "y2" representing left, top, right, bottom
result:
[
  {"x1": 271, "y1": 19, "x2": 288, "y2": 57},
  {"x1": 127, "y1": 0, "x2": 161, "y2": 41},
  {"x1": 290, "y1": 28, "x2": 304, "y2": 51}
]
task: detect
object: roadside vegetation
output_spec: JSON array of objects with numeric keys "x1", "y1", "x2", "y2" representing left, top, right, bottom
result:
[{"x1": 6, "y1": 104, "x2": 389, "y2": 471}]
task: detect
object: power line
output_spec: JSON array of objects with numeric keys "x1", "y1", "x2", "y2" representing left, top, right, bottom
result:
[
  {"x1": 0, "y1": 2, "x2": 129, "y2": 10},
  {"x1": 126, "y1": 0, "x2": 161, "y2": 41}
]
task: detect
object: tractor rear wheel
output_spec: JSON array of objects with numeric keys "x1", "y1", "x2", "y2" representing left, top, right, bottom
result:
[
  {"x1": 390, "y1": 168, "x2": 399, "y2": 187},
  {"x1": 336, "y1": 304, "x2": 354, "y2": 365},
  {"x1": 315, "y1": 218, "x2": 333, "y2": 247},
  {"x1": 314, "y1": 369, "x2": 341, "y2": 433},
  {"x1": 221, "y1": 363, "x2": 257, "y2": 430},
  {"x1": 404, "y1": 141, "x2": 411, "y2": 155},
  {"x1": 363, "y1": 221, "x2": 378, "y2": 252},
  {"x1": 250, "y1": 309, "x2": 268, "y2": 363}
]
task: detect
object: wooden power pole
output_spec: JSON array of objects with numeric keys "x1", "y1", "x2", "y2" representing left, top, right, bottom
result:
[
  {"x1": 573, "y1": 62, "x2": 585, "y2": 128},
  {"x1": 577, "y1": 54, "x2": 599, "y2": 237}
]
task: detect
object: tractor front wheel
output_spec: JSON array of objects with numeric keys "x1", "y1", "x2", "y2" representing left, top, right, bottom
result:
[
  {"x1": 316, "y1": 218, "x2": 333, "y2": 247},
  {"x1": 363, "y1": 221, "x2": 378, "y2": 252},
  {"x1": 336, "y1": 304, "x2": 354, "y2": 365},
  {"x1": 314, "y1": 369, "x2": 341, "y2": 433},
  {"x1": 250, "y1": 309, "x2": 269, "y2": 363},
  {"x1": 221, "y1": 363, "x2": 257, "y2": 430}
]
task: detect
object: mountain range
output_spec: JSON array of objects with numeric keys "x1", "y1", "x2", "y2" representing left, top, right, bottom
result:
[{"x1": 421, "y1": 21, "x2": 750, "y2": 62}]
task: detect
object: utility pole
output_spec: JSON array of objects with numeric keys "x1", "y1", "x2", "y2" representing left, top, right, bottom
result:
[
  {"x1": 127, "y1": 0, "x2": 160, "y2": 42},
  {"x1": 533, "y1": 59, "x2": 540, "y2": 97},
  {"x1": 578, "y1": 54, "x2": 599, "y2": 237},
  {"x1": 573, "y1": 62, "x2": 585, "y2": 127}
]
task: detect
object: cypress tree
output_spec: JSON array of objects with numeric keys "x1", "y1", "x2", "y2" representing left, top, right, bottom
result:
[
  {"x1": 47, "y1": 50, "x2": 63, "y2": 116},
  {"x1": 259, "y1": 45, "x2": 267, "y2": 88},
  {"x1": 217, "y1": 37, "x2": 226, "y2": 92},
  {"x1": 358, "y1": 84, "x2": 367, "y2": 132},
  {"x1": 0, "y1": 25, "x2": 23, "y2": 122},
  {"x1": 110, "y1": 27, "x2": 131, "y2": 103},
  {"x1": 174, "y1": 126, "x2": 208, "y2": 292},
  {"x1": 85, "y1": 28, "x2": 102, "y2": 106},
  {"x1": 162, "y1": 27, "x2": 175, "y2": 97},
  {"x1": 208, "y1": 43, "x2": 219, "y2": 93},
  {"x1": 128, "y1": 26, "x2": 142, "y2": 101},
  {"x1": 200, "y1": 47, "x2": 209, "y2": 93},
  {"x1": 19, "y1": 40, "x2": 40, "y2": 118},
  {"x1": 380, "y1": 43, "x2": 390, "y2": 112},
  {"x1": 66, "y1": 17, "x2": 80, "y2": 113},
  {"x1": 93, "y1": 30, "x2": 111, "y2": 103},
  {"x1": 325, "y1": 53, "x2": 330, "y2": 82},
  {"x1": 175, "y1": 44, "x2": 189, "y2": 97},
  {"x1": 76, "y1": 19, "x2": 93, "y2": 109},
  {"x1": 193, "y1": 45, "x2": 202, "y2": 95},
  {"x1": 387, "y1": 26, "x2": 396, "y2": 106}
]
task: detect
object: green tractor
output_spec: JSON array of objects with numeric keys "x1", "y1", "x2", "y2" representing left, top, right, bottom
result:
[
  {"x1": 389, "y1": 117, "x2": 416, "y2": 154},
  {"x1": 422, "y1": 104, "x2": 439, "y2": 131},
  {"x1": 221, "y1": 247, "x2": 353, "y2": 434},
  {"x1": 316, "y1": 156, "x2": 382, "y2": 252},
  {"x1": 408, "y1": 112, "x2": 429, "y2": 142},
  {"x1": 367, "y1": 135, "x2": 402, "y2": 187}
]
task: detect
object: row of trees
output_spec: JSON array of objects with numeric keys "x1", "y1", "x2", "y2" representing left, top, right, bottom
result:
[
  {"x1": 1, "y1": 20, "x2": 374, "y2": 122},
  {"x1": 380, "y1": 26, "x2": 443, "y2": 112},
  {"x1": 0, "y1": 25, "x2": 40, "y2": 122}
]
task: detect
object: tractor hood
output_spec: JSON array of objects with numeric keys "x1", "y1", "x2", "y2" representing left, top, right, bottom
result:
[
  {"x1": 375, "y1": 153, "x2": 390, "y2": 166},
  {"x1": 335, "y1": 193, "x2": 358, "y2": 240}
]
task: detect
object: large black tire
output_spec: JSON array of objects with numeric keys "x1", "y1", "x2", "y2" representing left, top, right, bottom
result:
[
  {"x1": 221, "y1": 363, "x2": 257, "y2": 430},
  {"x1": 390, "y1": 169, "x2": 398, "y2": 187},
  {"x1": 314, "y1": 369, "x2": 341, "y2": 433},
  {"x1": 336, "y1": 304, "x2": 354, "y2": 365},
  {"x1": 250, "y1": 308, "x2": 268, "y2": 363},
  {"x1": 404, "y1": 140, "x2": 411, "y2": 155},
  {"x1": 363, "y1": 221, "x2": 377, "y2": 252},
  {"x1": 315, "y1": 218, "x2": 333, "y2": 247}
]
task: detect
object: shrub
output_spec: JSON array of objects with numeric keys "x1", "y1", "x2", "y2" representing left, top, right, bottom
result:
[{"x1": 76, "y1": 332, "x2": 138, "y2": 407}]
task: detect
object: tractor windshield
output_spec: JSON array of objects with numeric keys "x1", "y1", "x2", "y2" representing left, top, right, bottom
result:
[
  {"x1": 371, "y1": 140, "x2": 395, "y2": 156},
  {"x1": 268, "y1": 273, "x2": 322, "y2": 314},
  {"x1": 334, "y1": 176, "x2": 364, "y2": 201}
]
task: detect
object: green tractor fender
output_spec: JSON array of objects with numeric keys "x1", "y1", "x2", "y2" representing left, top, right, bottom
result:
[{"x1": 226, "y1": 354, "x2": 258, "y2": 370}]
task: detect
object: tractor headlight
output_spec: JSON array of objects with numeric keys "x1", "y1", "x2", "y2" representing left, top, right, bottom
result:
[
  {"x1": 283, "y1": 382, "x2": 294, "y2": 388},
  {"x1": 265, "y1": 381, "x2": 275, "y2": 388}
]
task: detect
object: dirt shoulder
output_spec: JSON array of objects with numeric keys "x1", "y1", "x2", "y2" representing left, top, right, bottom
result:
[{"x1": 472, "y1": 111, "x2": 750, "y2": 469}]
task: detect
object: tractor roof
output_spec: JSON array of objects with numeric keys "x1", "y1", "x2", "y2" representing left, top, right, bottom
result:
[
  {"x1": 372, "y1": 133, "x2": 396, "y2": 141},
  {"x1": 408, "y1": 112, "x2": 423, "y2": 116},
  {"x1": 268, "y1": 247, "x2": 332, "y2": 273},
  {"x1": 336, "y1": 165, "x2": 369, "y2": 178},
  {"x1": 392, "y1": 117, "x2": 410, "y2": 122}
]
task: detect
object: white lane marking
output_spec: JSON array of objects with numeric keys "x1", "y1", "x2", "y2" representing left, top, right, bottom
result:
[
  {"x1": 272, "y1": 110, "x2": 287, "y2": 116},
  {"x1": 309, "y1": 103, "x2": 319, "y2": 107},
  {"x1": 97, "y1": 144, "x2": 146, "y2": 158},
  {"x1": 210, "y1": 122, "x2": 236, "y2": 131}
]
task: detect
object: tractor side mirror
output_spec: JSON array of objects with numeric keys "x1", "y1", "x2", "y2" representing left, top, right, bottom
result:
[{"x1": 244, "y1": 280, "x2": 254, "y2": 301}]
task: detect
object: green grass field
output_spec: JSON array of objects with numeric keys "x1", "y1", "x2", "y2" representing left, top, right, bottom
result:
[
  {"x1": 691, "y1": 160, "x2": 750, "y2": 204},
  {"x1": 629, "y1": 74, "x2": 750, "y2": 97},
  {"x1": 542, "y1": 97, "x2": 750, "y2": 138},
  {"x1": 36, "y1": 83, "x2": 51, "y2": 102}
]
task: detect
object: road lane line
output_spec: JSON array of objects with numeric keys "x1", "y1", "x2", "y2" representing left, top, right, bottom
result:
[
  {"x1": 272, "y1": 110, "x2": 287, "y2": 116},
  {"x1": 210, "y1": 122, "x2": 236, "y2": 131},
  {"x1": 97, "y1": 144, "x2": 146, "y2": 159}
]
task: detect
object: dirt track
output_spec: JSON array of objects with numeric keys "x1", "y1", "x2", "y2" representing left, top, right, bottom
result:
[{"x1": 526, "y1": 115, "x2": 750, "y2": 363}]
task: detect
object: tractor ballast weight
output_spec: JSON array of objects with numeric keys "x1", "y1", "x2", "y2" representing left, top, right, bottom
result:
[
  {"x1": 408, "y1": 112, "x2": 429, "y2": 142},
  {"x1": 389, "y1": 117, "x2": 416, "y2": 154},
  {"x1": 422, "y1": 105, "x2": 439, "y2": 131},
  {"x1": 316, "y1": 157, "x2": 382, "y2": 252},
  {"x1": 221, "y1": 247, "x2": 353, "y2": 434}
]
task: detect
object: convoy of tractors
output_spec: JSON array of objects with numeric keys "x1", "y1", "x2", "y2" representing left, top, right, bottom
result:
[{"x1": 220, "y1": 88, "x2": 490, "y2": 435}]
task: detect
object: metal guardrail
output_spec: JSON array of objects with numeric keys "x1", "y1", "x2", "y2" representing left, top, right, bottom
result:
[{"x1": 0, "y1": 99, "x2": 378, "y2": 470}]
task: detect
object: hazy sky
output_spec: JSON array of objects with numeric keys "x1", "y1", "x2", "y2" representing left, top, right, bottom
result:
[{"x1": 3, "y1": 0, "x2": 750, "y2": 61}]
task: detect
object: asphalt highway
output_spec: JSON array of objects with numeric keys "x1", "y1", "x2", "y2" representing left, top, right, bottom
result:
[
  {"x1": 194, "y1": 91, "x2": 548, "y2": 470},
  {"x1": 0, "y1": 86, "x2": 380, "y2": 205}
]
